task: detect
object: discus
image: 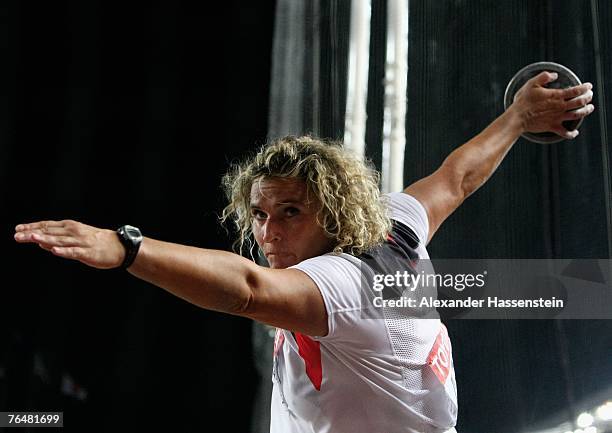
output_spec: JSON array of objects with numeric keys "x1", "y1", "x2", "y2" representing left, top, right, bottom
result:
[{"x1": 504, "y1": 61, "x2": 584, "y2": 144}]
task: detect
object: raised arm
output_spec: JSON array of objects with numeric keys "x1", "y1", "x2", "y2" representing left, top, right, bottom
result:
[
  {"x1": 404, "y1": 71, "x2": 594, "y2": 244},
  {"x1": 13, "y1": 220, "x2": 328, "y2": 336}
]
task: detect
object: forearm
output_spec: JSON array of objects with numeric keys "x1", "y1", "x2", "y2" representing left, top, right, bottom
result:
[
  {"x1": 443, "y1": 106, "x2": 524, "y2": 198},
  {"x1": 127, "y1": 237, "x2": 257, "y2": 315}
]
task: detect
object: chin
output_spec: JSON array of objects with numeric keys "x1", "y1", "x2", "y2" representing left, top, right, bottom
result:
[{"x1": 268, "y1": 255, "x2": 299, "y2": 269}]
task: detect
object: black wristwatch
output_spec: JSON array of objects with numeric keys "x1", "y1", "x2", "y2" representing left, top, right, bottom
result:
[{"x1": 116, "y1": 225, "x2": 143, "y2": 269}]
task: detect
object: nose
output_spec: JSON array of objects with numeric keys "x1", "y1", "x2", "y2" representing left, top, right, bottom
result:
[{"x1": 262, "y1": 217, "x2": 283, "y2": 243}]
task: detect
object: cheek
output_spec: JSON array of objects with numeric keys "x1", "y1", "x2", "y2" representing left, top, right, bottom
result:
[
  {"x1": 251, "y1": 223, "x2": 263, "y2": 245},
  {"x1": 295, "y1": 224, "x2": 327, "y2": 250},
  {"x1": 311, "y1": 224, "x2": 333, "y2": 249}
]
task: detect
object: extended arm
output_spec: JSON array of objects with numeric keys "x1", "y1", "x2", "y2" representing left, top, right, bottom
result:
[
  {"x1": 14, "y1": 221, "x2": 328, "y2": 336},
  {"x1": 405, "y1": 71, "x2": 594, "y2": 243}
]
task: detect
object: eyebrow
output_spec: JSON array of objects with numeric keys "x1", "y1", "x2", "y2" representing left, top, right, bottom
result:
[{"x1": 249, "y1": 199, "x2": 303, "y2": 208}]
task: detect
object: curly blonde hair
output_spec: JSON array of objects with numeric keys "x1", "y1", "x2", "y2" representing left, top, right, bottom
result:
[{"x1": 220, "y1": 135, "x2": 392, "y2": 257}]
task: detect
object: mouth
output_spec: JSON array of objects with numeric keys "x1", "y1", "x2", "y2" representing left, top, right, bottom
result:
[
  {"x1": 265, "y1": 252, "x2": 296, "y2": 260},
  {"x1": 265, "y1": 253, "x2": 299, "y2": 269}
]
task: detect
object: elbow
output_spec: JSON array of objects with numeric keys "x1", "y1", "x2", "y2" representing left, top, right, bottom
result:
[
  {"x1": 440, "y1": 159, "x2": 470, "y2": 202},
  {"x1": 233, "y1": 267, "x2": 259, "y2": 316},
  {"x1": 235, "y1": 289, "x2": 255, "y2": 316},
  {"x1": 444, "y1": 140, "x2": 502, "y2": 199},
  {"x1": 443, "y1": 156, "x2": 487, "y2": 200},
  {"x1": 461, "y1": 171, "x2": 489, "y2": 199}
]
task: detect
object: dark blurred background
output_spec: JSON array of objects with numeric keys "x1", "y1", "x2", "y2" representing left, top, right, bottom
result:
[
  {"x1": 2, "y1": 1, "x2": 274, "y2": 432},
  {"x1": 2, "y1": 1, "x2": 611, "y2": 432}
]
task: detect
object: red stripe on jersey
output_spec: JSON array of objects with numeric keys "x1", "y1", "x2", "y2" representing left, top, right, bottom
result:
[
  {"x1": 294, "y1": 333, "x2": 323, "y2": 391},
  {"x1": 427, "y1": 323, "x2": 452, "y2": 384}
]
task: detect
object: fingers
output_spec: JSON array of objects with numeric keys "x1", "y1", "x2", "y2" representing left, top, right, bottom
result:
[
  {"x1": 14, "y1": 220, "x2": 81, "y2": 243},
  {"x1": 531, "y1": 71, "x2": 558, "y2": 87},
  {"x1": 33, "y1": 243, "x2": 87, "y2": 260},
  {"x1": 15, "y1": 227, "x2": 87, "y2": 263},
  {"x1": 14, "y1": 231, "x2": 78, "y2": 247},
  {"x1": 565, "y1": 89, "x2": 594, "y2": 111},
  {"x1": 38, "y1": 243, "x2": 54, "y2": 252},
  {"x1": 37, "y1": 233, "x2": 76, "y2": 247},
  {"x1": 529, "y1": 71, "x2": 593, "y2": 100},
  {"x1": 14, "y1": 231, "x2": 36, "y2": 243},
  {"x1": 14, "y1": 220, "x2": 117, "y2": 269},
  {"x1": 558, "y1": 82, "x2": 593, "y2": 100},
  {"x1": 22, "y1": 226, "x2": 68, "y2": 236},
  {"x1": 15, "y1": 220, "x2": 66, "y2": 232},
  {"x1": 14, "y1": 219, "x2": 81, "y2": 246},
  {"x1": 551, "y1": 126, "x2": 580, "y2": 140},
  {"x1": 562, "y1": 104, "x2": 595, "y2": 121}
]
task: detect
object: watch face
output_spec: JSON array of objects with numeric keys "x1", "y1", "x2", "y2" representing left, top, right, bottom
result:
[{"x1": 124, "y1": 225, "x2": 142, "y2": 240}]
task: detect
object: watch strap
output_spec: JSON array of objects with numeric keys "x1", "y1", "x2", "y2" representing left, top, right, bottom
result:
[{"x1": 116, "y1": 225, "x2": 142, "y2": 269}]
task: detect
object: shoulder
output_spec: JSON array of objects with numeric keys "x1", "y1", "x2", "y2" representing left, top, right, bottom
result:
[
  {"x1": 383, "y1": 192, "x2": 430, "y2": 254},
  {"x1": 290, "y1": 253, "x2": 364, "y2": 322},
  {"x1": 291, "y1": 253, "x2": 363, "y2": 300}
]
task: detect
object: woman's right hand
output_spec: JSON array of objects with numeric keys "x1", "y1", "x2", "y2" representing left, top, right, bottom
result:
[{"x1": 510, "y1": 71, "x2": 594, "y2": 140}]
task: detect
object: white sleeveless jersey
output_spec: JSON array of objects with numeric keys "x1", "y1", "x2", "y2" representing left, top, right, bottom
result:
[{"x1": 271, "y1": 193, "x2": 458, "y2": 433}]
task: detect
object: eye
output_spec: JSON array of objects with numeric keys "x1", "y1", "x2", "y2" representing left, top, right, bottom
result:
[
  {"x1": 251, "y1": 210, "x2": 267, "y2": 221},
  {"x1": 285, "y1": 207, "x2": 300, "y2": 217}
]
